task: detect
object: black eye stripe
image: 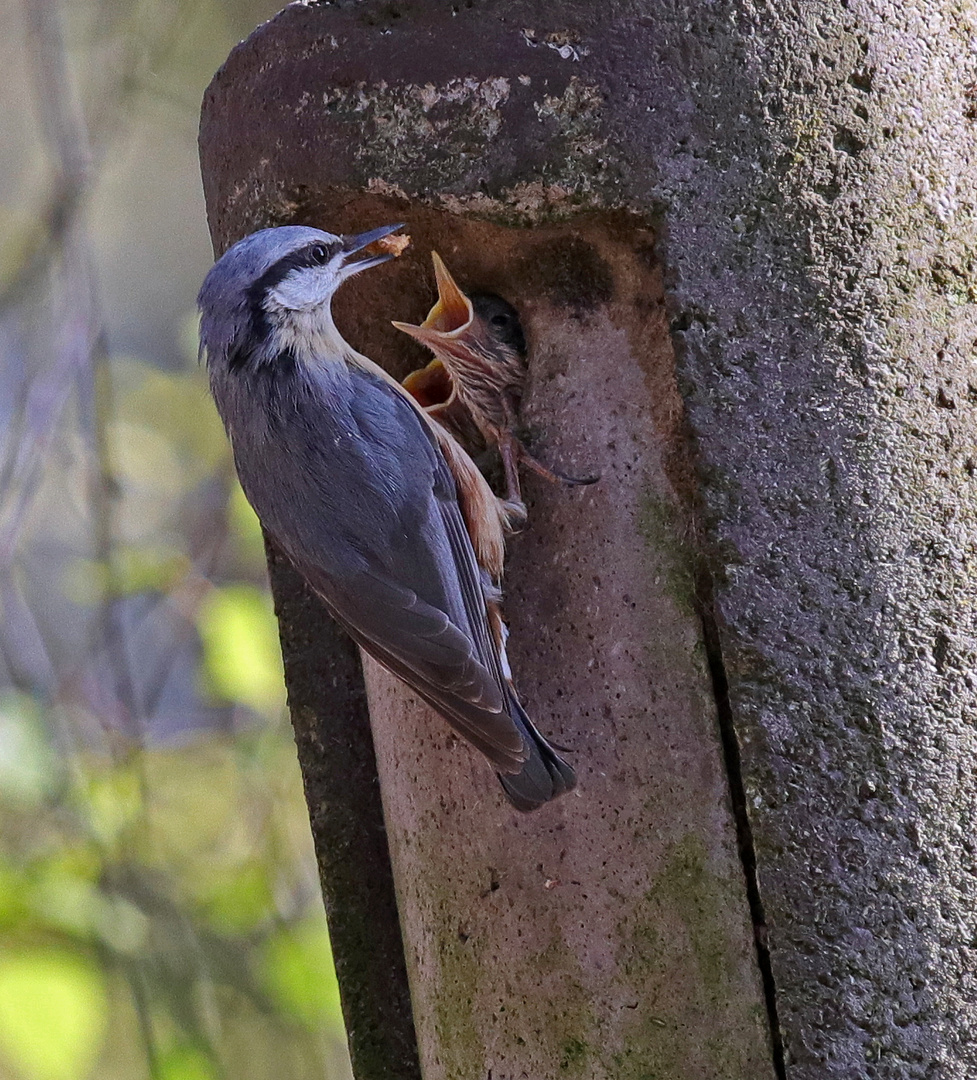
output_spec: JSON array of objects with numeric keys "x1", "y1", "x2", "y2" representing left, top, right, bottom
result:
[
  {"x1": 252, "y1": 240, "x2": 342, "y2": 296},
  {"x1": 243, "y1": 239, "x2": 342, "y2": 342}
]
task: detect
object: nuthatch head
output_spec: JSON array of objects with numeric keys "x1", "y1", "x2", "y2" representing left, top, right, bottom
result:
[
  {"x1": 395, "y1": 253, "x2": 598, "y2": 519},
  {"x1": 198, "y1": 225, "x2": 575, "y2": 811},
  {"x1": 198, "y1": 224, "x2": 399, "y2": 372}
]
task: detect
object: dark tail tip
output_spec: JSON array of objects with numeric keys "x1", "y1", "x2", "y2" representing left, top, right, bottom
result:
[{"x1": 497, "y1": 700, "x2": 576, "y2": 812}]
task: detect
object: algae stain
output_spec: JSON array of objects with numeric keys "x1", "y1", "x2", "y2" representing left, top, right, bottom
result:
[
  {"x1": 422, "y1": 872, "x2": 487, "y2": 1079},
  {"x1": 638, "y1": 491, "x2": 697, "y2": 619},
  {"x1": 531, "y1": 933, "x2": 598, "y2": 1075},
  {"x1": 432, "y1": 921, "x2": 598, "y2": 1078},
  {"x1": 612, "y1": 834, "x2": 765, "y2": 1079},
  {"x1": 655, "y1": 834, "x2": 736, "y2": 1000},
  {"x1": 559, "y1": 1036, "x2": 589, "y2": 1072},
  {"x1": 431, "y1": 932, "x2": 483, "y2": 1080}
]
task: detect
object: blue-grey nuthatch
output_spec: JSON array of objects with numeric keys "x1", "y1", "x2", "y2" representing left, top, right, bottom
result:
[
  {"x1": 198, "y1": 225, "x2": 575, "y2": 811},
  {"x1": 396, "y1": 252, "x2": 598, "y2": 520}
]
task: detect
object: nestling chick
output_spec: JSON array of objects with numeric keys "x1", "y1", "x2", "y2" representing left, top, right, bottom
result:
[{"x1": 395, "y1": 252, "x2": 598, "y2": 522}]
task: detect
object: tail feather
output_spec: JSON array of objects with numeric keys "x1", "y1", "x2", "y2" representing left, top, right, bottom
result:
[{"x1": 497, "y1": 695, "x2": 576, "y2": 812}]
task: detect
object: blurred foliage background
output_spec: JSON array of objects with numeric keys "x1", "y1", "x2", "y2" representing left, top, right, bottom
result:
[{"x1": 1, "y1": 0, "x2": 354, "y2": 1077}]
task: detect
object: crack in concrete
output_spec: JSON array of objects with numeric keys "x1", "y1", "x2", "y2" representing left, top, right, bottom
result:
[{"x1": 696, "y1": 579, "x2": 788, "y2": 1080}]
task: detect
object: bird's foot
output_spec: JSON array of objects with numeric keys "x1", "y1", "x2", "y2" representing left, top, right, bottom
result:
[{"x1": 500, "y1": 498, "x2": 528, "y2": 531}]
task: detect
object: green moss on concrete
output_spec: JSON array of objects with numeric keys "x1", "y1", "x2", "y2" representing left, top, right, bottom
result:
[
  {"x1": 638, "y1": 491, "x2": 698, "y2": 620},
  {"x1": 425, "y1": 904, "x2": 599, "y2": 1078},
  {"x1": 531, "y1": 935, "x2": 597, "y2": 1076},
  {"x1": 611, "y1": 834, "x2": 768, "y2": 1079},
  {"x1": 660, "y1": 835, "x2": 736, "y2": 999},
  {"x1": 559, "y1": 1036, "x2": 589, "y2": 1072},
  {"x1": 429, "y1": 923, "x2": 483, "y2": 1080}
]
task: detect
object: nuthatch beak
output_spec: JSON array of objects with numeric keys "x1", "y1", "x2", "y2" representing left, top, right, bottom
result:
[
  {"x1": 340, "y1": 223, "x2": 406, "y2": 274},
  {"x1": 394, "y1": 253, "x2": 597, "y2": 521},
  {"x1": 198, "y1": 225, "x2": 575, "y2": 811}
]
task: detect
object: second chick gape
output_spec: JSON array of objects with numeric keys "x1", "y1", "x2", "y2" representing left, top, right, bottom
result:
[{"x1": 395, "y1": 252, "x2": 598, "y2": 525}]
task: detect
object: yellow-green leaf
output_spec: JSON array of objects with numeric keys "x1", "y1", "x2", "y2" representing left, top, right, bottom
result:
[
  {"x1": 261, "y1": 919, "x2": 344, "y2": 1029},
  {"x1": 197, "y1": 585, "x2": 284, "y2": 715},
  {"x1": 0, "y1": 949, "x2": 107, "y2": 1080},
  {"x1": 81, "y1": 765, "x2": 144, "y2": 847},
  {"x1": 198, "y1": 860, "x2": 273, "y2": 933},
  {"x1": 157, "y1": 1044, "x2": 219, "y2": 1080},
  {"x1": 228, "y1": 483, "x2": 267, "y2": 571}
]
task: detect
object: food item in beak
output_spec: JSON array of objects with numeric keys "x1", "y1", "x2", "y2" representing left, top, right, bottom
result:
[{"x1": 368, "y1": 232, "x2": 411, "y2": 258}]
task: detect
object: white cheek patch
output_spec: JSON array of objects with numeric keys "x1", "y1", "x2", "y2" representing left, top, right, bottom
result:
[
  {"x1": 263, "y1": 266, "x2": 352, "y2": 362},
  {"x1": 270, "y1": 266, "x2": 337, "y2": 312}
]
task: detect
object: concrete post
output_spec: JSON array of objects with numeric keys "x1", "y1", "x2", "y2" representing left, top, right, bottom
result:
[
  {"x1": 201, "y1": 1, "x2": 977, "y2": 1076},
  {"x1": 200, "y1": 7, "x2": 771, "y2": 1077}
]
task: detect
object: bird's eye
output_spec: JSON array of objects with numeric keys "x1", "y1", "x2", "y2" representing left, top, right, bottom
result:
[
  {"x1": 491, "y1": 314, "x2": 510, "y2": 327},
  {"x1": 309, "y1": 244, "x2": 329, "y2": 265}
]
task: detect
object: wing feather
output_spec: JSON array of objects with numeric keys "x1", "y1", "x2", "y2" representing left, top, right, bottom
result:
[{"x1": 244, "y1": 359, "x2": 530, "y2": 765}]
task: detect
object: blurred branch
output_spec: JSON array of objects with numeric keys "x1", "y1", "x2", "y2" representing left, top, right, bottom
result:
[
  {"x1": 0, "y1": 0, "x2": 200, "y2": 313},
  {"x1": 0, "y1": 0, "x2": 92, "y2": 315},
  {"x1": 0, "y1": 330, "x2": 83, "y2": 562},
  {"x1": 23, "y1": 0, "x2": 92, "y2": 187},
  {"x1": 0, "y1": 570, "x2": 56, "y2": 694},
  {"x1": 0, "y1": 178, "x2": 86, "y2": 313},
  {"x1": 19, "y1": 0, "x2": 144, "y2": 746},
  {"x1": 140, "y1": 473, "x2": 234, "y2": 720}
]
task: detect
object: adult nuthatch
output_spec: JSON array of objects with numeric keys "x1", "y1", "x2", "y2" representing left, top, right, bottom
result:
[
  {"x1": 395, "y1": 253, "x2": 598, "y2": 521},
  {"x1": 198, "y1": 225, "x2": 575, "y2": 811}
]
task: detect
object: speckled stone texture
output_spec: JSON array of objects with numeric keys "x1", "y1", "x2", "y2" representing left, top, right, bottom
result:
[
  {"x1": 200, "y1": 1, "x2": 977, "y2": 1077},
  {"x1": 357, "y1": 217, "x2": 771, "y2": 1080}
]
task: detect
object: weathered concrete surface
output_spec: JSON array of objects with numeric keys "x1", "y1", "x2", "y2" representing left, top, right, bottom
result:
[
  {"x1": 199, "y1": 8, "x2": 773, "y2": 1078},
  {"x1": 358, "y1": 217, "x2": 770, "y2": 1079},
  {"x1": 264, "y1": 542, "x2": 420, "y2": 1080},
  {"x1": 200, "y1": 0, "x2": 977, "y2": 1077},
  {"x1": 619, "y1": 5, "x2": 977, "y2": 1079}
]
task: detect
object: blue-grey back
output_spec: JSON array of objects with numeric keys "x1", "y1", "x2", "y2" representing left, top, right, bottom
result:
[{"x1": 216, "y1": 352, "x2": 440, "y2": 567}]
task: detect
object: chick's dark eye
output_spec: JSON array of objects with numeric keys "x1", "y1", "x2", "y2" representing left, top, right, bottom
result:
[
  {"x1": 491, "y1": 314, "x2": 510, "y2": 327},
  {"x1": 309, "y1": 244, "x2": 329, "y2": 265}
]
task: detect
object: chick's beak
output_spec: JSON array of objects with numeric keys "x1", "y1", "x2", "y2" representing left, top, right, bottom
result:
[
  {"x1": 426, "y1": 252, "x2": 474, "y2": 332},
  {"x1": 339, "y1": 223, "x2": 405, "y2": 278},
  {"x1": 391, "y1": 251, "x2": 474, "y2": 346},
  {"x1": 402, "y1": 358, "x2": 455, "y2": 409}
]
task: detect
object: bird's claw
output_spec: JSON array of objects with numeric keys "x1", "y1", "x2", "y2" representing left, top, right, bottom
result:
[
  {"x1": 501, "y1": 499, "x2": 528, "y2": 531},
  {"x1": 519, "y1": 447, "x2": 600, "y2": 490}
]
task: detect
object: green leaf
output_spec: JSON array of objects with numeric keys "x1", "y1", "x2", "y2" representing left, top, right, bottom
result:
[
  {"x1": 30, "y1": 865, "x2": 148, "y2": 954},
  {"x1": 261, "y1": 919, "x2": 344, "y2": 1029},
  {"x1": 0, "y1": 949, "x2": 107, "y2": 1080},
  {"x1": 197, "y1": 585, "x2": 284, "y2": 715},
  {"x1": 111, "y1": 357, "x2": 229, "y2": 485},
  {"x1": 157, "y1": 1044, "x2": 219, "y2": 1080},
  {"x1": 63, "y1": 546, "x2": 190, "y2": 604},
  {"x1": 0, "y1": 694, "x2": 58, "y2": 808},
  {"x1": 198, "y1": 860, "x2": 273, "y2": 933},
  {"x1": 81, "y1": 766, "x2": 144, "y2": 847},
  {"x1": 228, "y1": 483, "x2": 267, "y2": 572},
  {"x1": 0, "y1": 858, "x2": 30, "y2": 929}
]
